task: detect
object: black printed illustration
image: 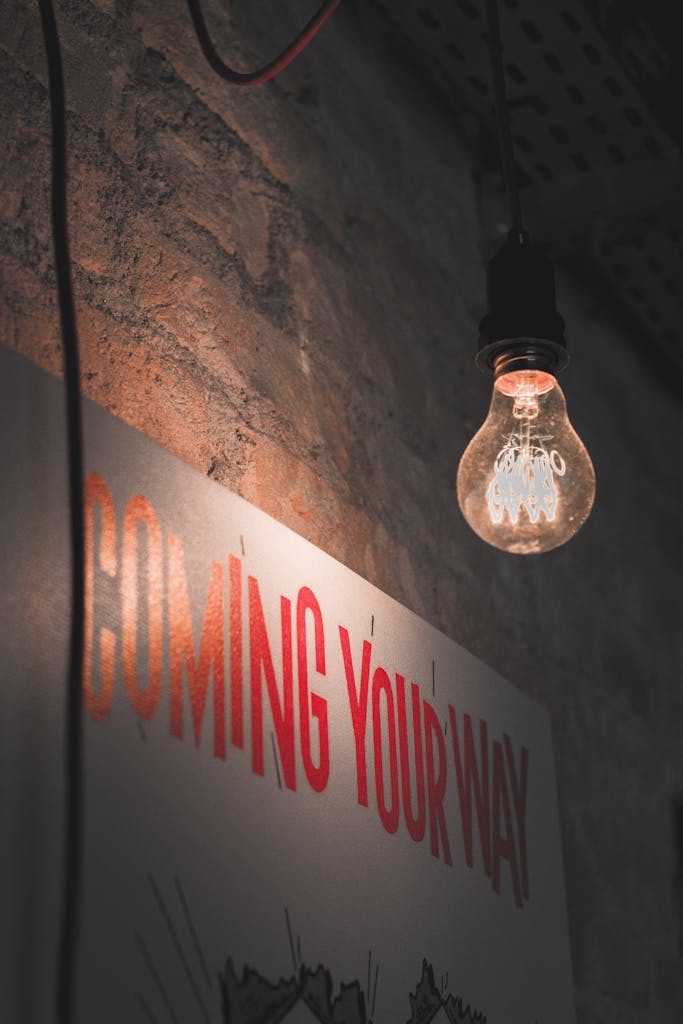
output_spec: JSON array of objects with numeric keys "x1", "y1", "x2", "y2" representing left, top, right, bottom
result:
[
  {"x1": 221, "y1": 958, "x2": 367, "y2": 1023},
  {"x1": 405, "y1": 960, "x2": 486, "y2": 1024},
  {"x1": 135, "y1": 874, "x2": 487, "y2": 1024}
]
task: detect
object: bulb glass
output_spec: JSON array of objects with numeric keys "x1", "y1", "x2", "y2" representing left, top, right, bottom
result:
[{"x1": 457, "y1": 369, "x2": 595, "y2": 554}]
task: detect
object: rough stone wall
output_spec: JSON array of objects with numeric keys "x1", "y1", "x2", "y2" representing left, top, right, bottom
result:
[{"x1": 1, "y1": 0, "x2": 682, "y2": 1021}]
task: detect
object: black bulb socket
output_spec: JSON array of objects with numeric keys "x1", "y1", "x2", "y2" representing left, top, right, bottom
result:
[{"x1": 476, "y1": 229, "x2": 569, "y2": 376}]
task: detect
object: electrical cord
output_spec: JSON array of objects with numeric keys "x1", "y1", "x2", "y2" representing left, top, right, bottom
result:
[
  {"x1": 486, "y1": 0, "x2": 524, "y2": 233},
  {"x1": 36, "y1": 1, "x2": 85, "y2": 1022},
  {"x1": 186, "y1": 0, "x2": 343, "y2": 86}
]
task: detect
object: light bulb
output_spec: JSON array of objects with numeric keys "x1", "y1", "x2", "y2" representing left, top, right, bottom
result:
[{"x1": 457, "y1": 367, "x2": 595, "y2": 554}]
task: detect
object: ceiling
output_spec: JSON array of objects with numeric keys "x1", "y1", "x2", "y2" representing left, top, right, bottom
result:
[{"x1": 372, "y1": 0, "x2": 683, "y2": 376}]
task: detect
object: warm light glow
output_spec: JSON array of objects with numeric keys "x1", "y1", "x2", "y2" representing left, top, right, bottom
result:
[{"x1": 457, "y1": 370, "x2": 595, "y2": 554}]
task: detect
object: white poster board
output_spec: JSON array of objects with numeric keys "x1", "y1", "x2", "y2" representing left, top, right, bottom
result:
[{"x1": 0, "y1": 346, "x2": 576, "y2": 1023}]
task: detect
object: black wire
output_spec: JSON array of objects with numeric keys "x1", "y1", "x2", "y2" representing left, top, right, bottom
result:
[
  {"x1": 486, "y1": 0, "x2": 524, "y2": 232},
  {"x1": 32, "y1": 5, "x2": 344, "y2": 1019},
  {"x1": 185, "y1": 0, "x2": 343, "y2": 87},
  {"x1": 37, "y1": 2, "x2": 86, "y2": 1022}
]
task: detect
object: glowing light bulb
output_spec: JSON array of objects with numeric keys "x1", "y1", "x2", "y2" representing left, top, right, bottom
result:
[{"x1": 457, "y1": 368, "x2": 595, "y2": 554}]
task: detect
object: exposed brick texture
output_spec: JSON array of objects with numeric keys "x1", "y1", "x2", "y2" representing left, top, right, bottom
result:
[{"x1": 2, "y1": 0, "x2": 682, "y2": 1020}]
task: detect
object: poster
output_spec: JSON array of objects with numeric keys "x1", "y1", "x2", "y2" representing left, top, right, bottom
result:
[{"x1": 0, "y1": 346, "x2": 576, "y2": 1023}]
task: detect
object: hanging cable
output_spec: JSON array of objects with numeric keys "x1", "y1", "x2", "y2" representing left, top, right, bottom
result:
[
  {"x1": 186, "y1": 0, "x2": 343, "y2": 87},
  {"x1": 486, "y1": 0, "x2": 524, "y2": 233},
  {"x1": 36, "y1": 1, "x2": 85, "y2": 1022}
]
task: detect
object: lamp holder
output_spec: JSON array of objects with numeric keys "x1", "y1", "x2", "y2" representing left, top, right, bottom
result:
[{"x1": 476, "y1": 230, "x2": 569, "y2": 376}]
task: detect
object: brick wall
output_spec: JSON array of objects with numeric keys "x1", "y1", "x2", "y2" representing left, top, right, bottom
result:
[{"x1": 2, "y1": 0, "x2": 682, "y2": 1020}]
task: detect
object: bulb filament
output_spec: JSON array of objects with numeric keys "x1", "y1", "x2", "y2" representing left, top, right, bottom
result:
[
  {"x1": 512, "y1": 382, "x2": 540, "y2": 420},
  {"x1": 487, "y1": 431, "x2": 566, "y2": 525}
]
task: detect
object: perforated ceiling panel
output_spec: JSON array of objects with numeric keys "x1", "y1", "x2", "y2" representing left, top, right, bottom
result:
[{"x1": 374, "y1": 0, "x2": 683, "y2": 373}]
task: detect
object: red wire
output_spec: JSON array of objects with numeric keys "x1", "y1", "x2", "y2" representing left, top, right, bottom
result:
[{"x1": 186, "y1": 0, "x2": 344, "y2": 87}]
